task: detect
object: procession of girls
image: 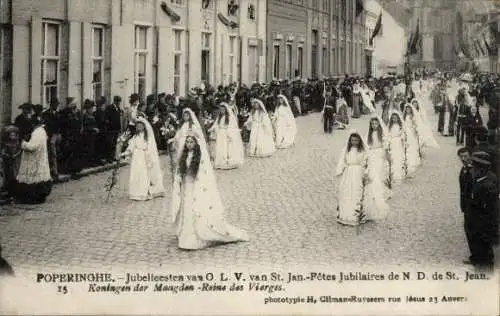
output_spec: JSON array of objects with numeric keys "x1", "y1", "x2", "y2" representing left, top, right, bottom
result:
[
  {"x1": 335, "y1": 77, "x2": 440, "y2": 226},
  {"x1": 119, "y1": 92, "x2": 297, "y2": 250}
]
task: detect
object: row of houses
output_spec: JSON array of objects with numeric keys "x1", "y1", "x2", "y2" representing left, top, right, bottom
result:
[{"x1": 0, "y1": 0, "x2": 409, "y2": 126}]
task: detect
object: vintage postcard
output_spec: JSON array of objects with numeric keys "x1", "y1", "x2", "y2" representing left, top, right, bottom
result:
[{"x1": 0, "y1": 0, "x2": 499, "y2": 315}]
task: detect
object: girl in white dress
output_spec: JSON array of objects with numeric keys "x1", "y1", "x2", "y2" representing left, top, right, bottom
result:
[
  {"x1": 410, "y1": 98, "x2": 440, "y2": 152},
  {"x1": 335, "y1": 131, "x2": 369, "y2": 226},
  {"x1": 364, "y1": 116, "x2": 391, "y2": 221},
  {"x1": 171, "y1": 128, "x2": 249, "y2": 250},
  {"x1": 273, "y1": 95, "x2": 297, "y2": 149},
  {"x1": 244, "y1": 99, "x2": 276, "y2": 157},
  {"x1": 120, "y1": 117, "x2": 165, "y2": 201},
  {"x1": 403, "y1": 104, "x2": 422, "y2": 178},
  {"x1": 387, "y1": 111, "x2": 407, "y2": 183},
  {"x1": 212, "y1": 103, "x2": 244, "y2": 170}
]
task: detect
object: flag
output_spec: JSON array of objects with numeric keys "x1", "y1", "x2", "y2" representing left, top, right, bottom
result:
[
  {"x1": 476, "y1": 40, "x2": 486, "y2": 56},
  {"x1": 456, "y1": 12, "x2": 472, "y2": 59},
  {"x1": 356, "y1": 0, "x2": 364, "y2": 17},
  {"x1": 369, "y1": 12, "x2": 382, "y2": 46},
  {"x1": 483, "y1": 33, "x2": 496, "y2": 56},
  {"x1": 409, "y1": 20, "x2": 420, "y2": 55},
  {"x1": 405, "y1": 32, "x2": 414, "y2": 56}
]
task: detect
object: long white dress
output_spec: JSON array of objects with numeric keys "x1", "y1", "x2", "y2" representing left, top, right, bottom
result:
[
  {"x1": 388, "y1": 122, "x2": 406, "y2": 183},
  {"x1": 335, "y1": 143, "x2": 368, "y2": 226},
  {"x1": 123, "y1": 118, "x2": 165, "y2": 201},
  {"x1": 364, "y1": 135, "x2": 391, "y2": 220},
  {"x1": 246, "y1": 100, "x2": 276, "y2": 157},
  {"x1": 213, "y1": 105, "x2": 244, "y2": 170},
  {"x1": 273, "y1": 95, "x2": 297, "y2": 149},
  {"x1": 171, "y1": 132, "x2": 249, "y2": 250},
  {"x1": 404, "y1": 115, "x2": 421, "y2": 177}
]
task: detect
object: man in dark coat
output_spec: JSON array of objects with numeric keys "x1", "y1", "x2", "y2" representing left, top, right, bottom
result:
[
  {"x1": 322, "y1": 87, "x2": 338, "y2": 134},
  {"x1": 41, "y1": 98, "x2": 62, "y2": 179},
  {"x1": 457, "y1": 147, "x2": 473, "y2": 248},
  {"x1": 105, "y1": 96, "x2": 123, "y2": 162},
  {"x1": 473, "y1": 128, "x2": 498, "y2": 180},
  {"x1": 463, "y1": 151, "x2": 498, "y2": 268},
  {"x1": 14, "y1": 103, "x2": 34, "y2": 141}
]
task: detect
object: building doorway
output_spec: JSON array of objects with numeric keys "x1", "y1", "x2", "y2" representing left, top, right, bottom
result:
[
  {"x1": 201, "y1": 50, "x2": 210, "y2": 84},
  {"x1": 365, "y1": 53, "x2": 372, "y2": 76}
]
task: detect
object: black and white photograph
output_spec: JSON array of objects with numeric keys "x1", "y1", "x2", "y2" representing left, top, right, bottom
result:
[{"x1": 0, "y1": 0, "x2": 499, "y2": 314}]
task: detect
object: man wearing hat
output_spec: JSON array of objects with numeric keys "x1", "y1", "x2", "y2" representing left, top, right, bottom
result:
[
  {"x1": 42, "y1": 98, "x2": 62, "y2": 179},
  {"x1": 14, "y1": 103, "x2": 34, "y2": 141},
  {"x1": 473, "y1": 127, "x2": 498, "y2": 180},
  {"x1": 464, "y1": 151, "x2": 498, "y2": 268}
]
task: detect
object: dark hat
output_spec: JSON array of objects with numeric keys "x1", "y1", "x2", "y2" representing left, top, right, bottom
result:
[
  {"x1": 33, "y1": 104, "x2": 44, "y2": 114},
  {"x1": 113, "y1": 95, "x2": 122, "y2": 102},
  {"x1": 471, "y1": 151, "x2": 491, "y2": 166},
  {"x1": 129, "y1": 93, "x2": 140, "y2": 103},
  {"x1": 18, "y1": 102, "x2": 32, "y2": 110}
]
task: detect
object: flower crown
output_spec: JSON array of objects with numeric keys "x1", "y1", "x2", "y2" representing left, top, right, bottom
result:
[{"x1": 185, "y1": 128, "x2": 200, "y2": 139}]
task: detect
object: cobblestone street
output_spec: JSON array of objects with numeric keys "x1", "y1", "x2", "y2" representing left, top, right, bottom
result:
[{"x1": 0, "y1": 105, "x2": 497, "y2": 272}]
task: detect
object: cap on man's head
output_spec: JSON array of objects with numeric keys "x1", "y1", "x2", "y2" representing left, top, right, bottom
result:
[
  {"x1": 129, "y1": 93, "x2": 140, "y2": 103},
  {"x1": 471, "y1": 151, "x2": 491, "y2": 167},
  {"x1": 113, "y1": 95, "x2": 122, "y2": 103},
  {"x1": 18, "y1": 102, "x2": 32, "y2": 110}
]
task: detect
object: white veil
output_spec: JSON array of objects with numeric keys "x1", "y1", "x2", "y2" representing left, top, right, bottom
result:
[
  {"x1": 170, "y1": 128, "x2": 249, "y2": 243},
  {"x1": 405, "y1": 102, "x2": 439, "y2": 149},
  {"x1": 175, "y1": 108, "x2": 207, "y2": 161},
  {"x1": 335, "y1": 129, "x2": 367, "y2": 177},
  {"x1": 135, "y1": 117, "x2": 165, "y2": 195},
  {"x1": 252, "y1": 98, "x2": 274, "y2": 134},
  {"x1": 276, "y1": 94, "x2": 298, "y2": 131},
  {"x1": 365, "y1": 114, "x2": 389, "y2": 142}
]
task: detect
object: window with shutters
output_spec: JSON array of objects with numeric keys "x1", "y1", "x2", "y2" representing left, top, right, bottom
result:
[{"x1": 41, "y1": 21, "x2": 60, "y2": 105}]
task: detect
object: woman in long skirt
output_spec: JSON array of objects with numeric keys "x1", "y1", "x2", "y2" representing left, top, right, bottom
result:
[
  {"x1": 403, "y1": 104, "x2": 422, "y2": 178},
  {"x1": 120, "y1": 117, "x2": 165, "y2": 201},
  {"x1": 273, "y1": 95, "x2": 297, "y2": 149},
  {"x1": 351, "y1": 81, "x2": 362, "y2": 118},
  {"x1": 212, "y1": 103, "x2": 244, "y2": 170},
  {"x1": 364, "y1": 116, "x2": 391, "y2": 221},
  {"x1": 387, "y1": 111, "x2": 407, "y2": 183},
  {"x1": 171, "y1": 129, "x2": 249, "y2": 250},
  {"x1": 244, "y1": 99, "x2": 276, "y2": 157},
  {"x1": 335, "y1": 131, "x2": 369, "y2": 226},
  {"x1": 335, "y1": 95, "x2": 349, "y2": 129}
]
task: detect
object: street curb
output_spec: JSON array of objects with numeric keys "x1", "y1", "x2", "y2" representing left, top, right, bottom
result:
[{"x1": 53, "y1": 151, "x2": 168, "y2": 184}]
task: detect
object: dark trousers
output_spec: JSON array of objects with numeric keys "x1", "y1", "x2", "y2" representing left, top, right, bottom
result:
[
  {"x1": 105, "y1": 131, "x2": 120, "y2": 161},
  {"x1": 323, "y1": 107, "x2": 334, "y2": 133},
  {"x1": 456, "y1": 119, "x2": 465, "y2": 144},
  {"x1": 465, "y1": 212, "x2": 494, "y2": 265}
]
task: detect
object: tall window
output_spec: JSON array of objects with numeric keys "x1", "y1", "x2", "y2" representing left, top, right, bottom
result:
[
  {"x1": 41, "y1": 21, "x2": 60, "y2": 105},
  {"x1": 285, "y1": 43, "x2": 292, "y2": 79},
  {"x1": 311, "y1": 0, "x2": 318, "y2": 9},
  {"x1": 91, "y1": 26, "x2": 104, "y2": 101},
  {"x1": 311, "y1": 30, "x2": 318, "y2": 78},
  {"x1": 322, "y1": 0, "x2": 329, "y2": 12},
  {"x1": 173, "y1": 29, "x2": 183, "y2": 96},
  {"x1": 340, "y1": 46, "x2": 345, "y2": 74},
  {"x1": 297, "y1": 46, "x2": 303, "y2": 77},
  {"x1": 228, "y1": 36, "x2": 236, "y2": 83},
  {"x1": 201, "y1": 32, "x2": 211, "y2": 84},
  {"x1": 134, "y1": 25, "x2": 149, "y2": 98},
  {"x1": 331, "y1": 47, "x2": 336, "y2": 75},
  {"x1": 322, "y1": 47, "x2": 328, "y2": 75},
  {"x1": 341, "y1": 0, "x2": 346, "y2": 17},
  {"x1": 248, "y1": 45, "x2": 258, "y2": 83},
  {"x1": 273, "y1": 44, "x2": 280, "y2": 79}
]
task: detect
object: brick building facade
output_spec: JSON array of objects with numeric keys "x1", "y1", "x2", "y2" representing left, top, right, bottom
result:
[
  {"x1": 0, "y1": 0, "x2": 267, "y2": 127},
  {"x1": 266, "y1": 0, "x2": 366, "y2": 81}
]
